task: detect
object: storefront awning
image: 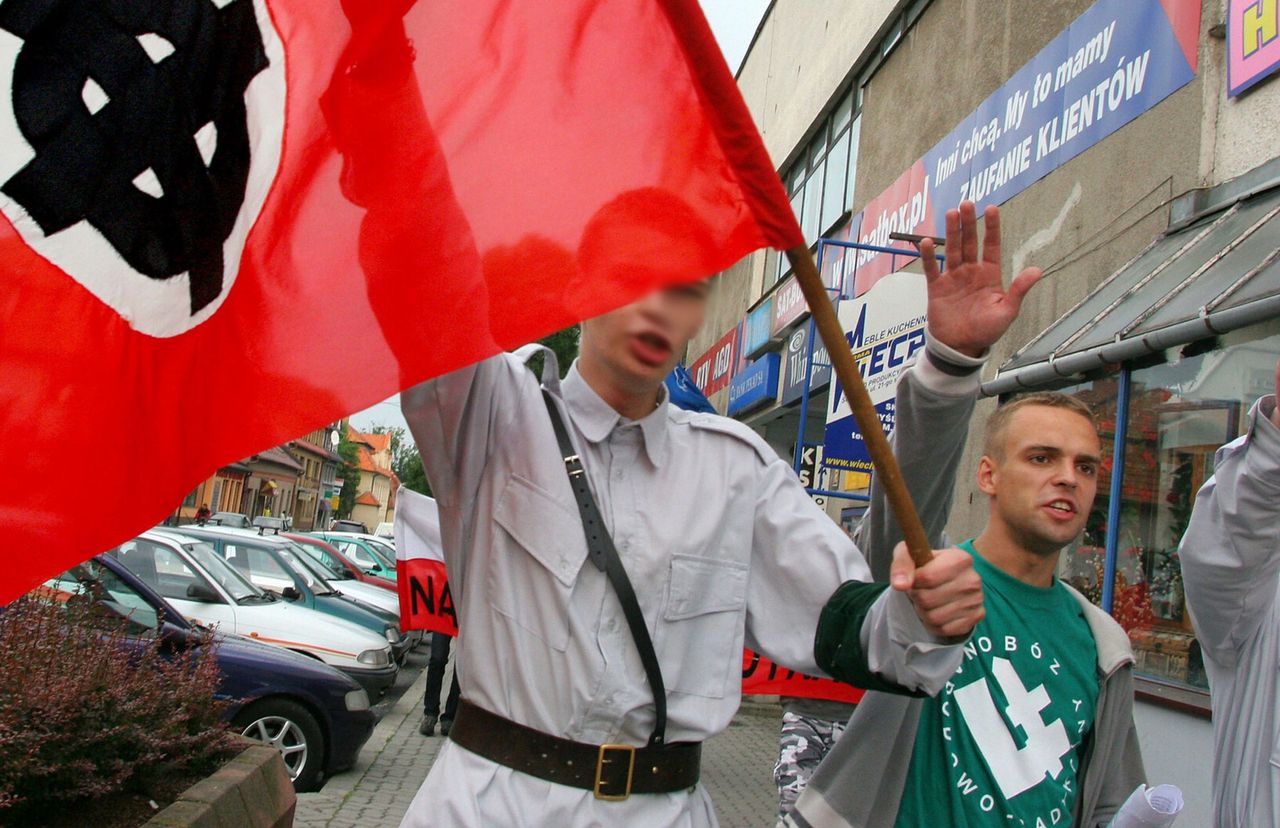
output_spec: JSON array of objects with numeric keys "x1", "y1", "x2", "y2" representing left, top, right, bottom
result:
[{"x1": 985, "y1": 171, "x2": 1280, "y2": 396}]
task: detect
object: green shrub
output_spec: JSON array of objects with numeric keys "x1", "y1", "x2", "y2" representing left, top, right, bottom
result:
[{"x1": 0, "y1": 593, "x2": 236, "y2": 821}]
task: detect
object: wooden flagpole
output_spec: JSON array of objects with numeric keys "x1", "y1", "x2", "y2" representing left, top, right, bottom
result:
[{"x1": 785, "y1": 246, "x2": 933, "y2": 567}]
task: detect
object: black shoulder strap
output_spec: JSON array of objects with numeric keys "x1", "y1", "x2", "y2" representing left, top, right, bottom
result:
[{"x1": 541, "y1": 390, "x2": 668, "y2": 747}]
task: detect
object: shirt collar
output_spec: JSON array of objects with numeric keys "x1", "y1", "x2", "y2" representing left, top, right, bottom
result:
[{"x1": 560, "y1": 361, "x2": 670, "y2": 468}]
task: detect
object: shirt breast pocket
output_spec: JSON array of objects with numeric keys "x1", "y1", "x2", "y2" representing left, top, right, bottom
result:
[
  {"x1": 490, "y1": 473, "x2": 587, "y2": 652},
  {"x1": 659, "y1": 554, "x2": 749, "y2": 698}
]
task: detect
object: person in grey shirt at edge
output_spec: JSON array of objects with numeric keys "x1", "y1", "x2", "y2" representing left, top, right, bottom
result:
[
  {"x1": 396, "y1": 200, "x2": 1042, "y2": 827},
  {"x1": 1179, "y1": 354, "x2": 1280, "y2": 828}
]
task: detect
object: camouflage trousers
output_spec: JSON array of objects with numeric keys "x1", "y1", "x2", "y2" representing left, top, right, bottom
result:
[{"x1": 773, "y1": 711, "x2": 848, "y2": 825}]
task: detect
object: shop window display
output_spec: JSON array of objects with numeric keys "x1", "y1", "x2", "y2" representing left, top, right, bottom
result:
[{"x1": 1051, "y1": 324, "x2": 1280, "y2": 693}]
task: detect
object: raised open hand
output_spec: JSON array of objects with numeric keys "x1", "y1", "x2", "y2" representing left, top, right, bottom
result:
[{"x1": 920, "y1": 201, "x2": 1043, "y2": 358}]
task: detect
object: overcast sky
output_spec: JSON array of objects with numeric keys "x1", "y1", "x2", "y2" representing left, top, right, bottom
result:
[
  {"x1": 699, "y1": 0, "x2": 770, "y2": 73},
  {"x1": 349, "y1": 1, "x2": 771, "y2": 435}
]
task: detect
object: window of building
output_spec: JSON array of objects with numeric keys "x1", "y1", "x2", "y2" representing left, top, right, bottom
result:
[
  {"x1": 780, "y1": 88, "x2": 863, "y2": 281},
  {"x1": 1043, "y1": 321, "x2": 1280, "y2": 700},
  {"x1": 769, "y1": 0, "x2": 931, "y2": 285},
  {"x1": 881, "y1": 16, "x2": 905, "y2": 55}
]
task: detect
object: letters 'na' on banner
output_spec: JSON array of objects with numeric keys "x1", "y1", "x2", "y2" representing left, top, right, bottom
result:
[
  {"x1": 0, "y1": 0, "x2": 803, "y2": 603},
  {"x1": 394, "y1": 488, "x2": 457, "y2": 636}
]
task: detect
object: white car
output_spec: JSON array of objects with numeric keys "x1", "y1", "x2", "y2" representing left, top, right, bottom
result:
[
  {"x1": 374, "y1": 522, "x2": 395, "y2": 541},
  {"x1": 111, "y1": 529, "x2": 397, "y2": 697}
]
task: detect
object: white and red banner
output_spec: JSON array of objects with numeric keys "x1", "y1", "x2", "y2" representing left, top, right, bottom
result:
[{"x1": 393, "y1": 488, "x2": 456, "y2": 636}]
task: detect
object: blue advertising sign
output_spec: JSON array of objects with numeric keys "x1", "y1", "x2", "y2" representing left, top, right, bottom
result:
[
  {"x1": 923, "y1": 0, "x2": 1199, "y2": 218},
  {"x1": 743, "y1": 298, "x2": 774, "y2": 356},
  {"x1": 665, "y1": 364, "x2": 717, "y2": 414},
  {"x1": 848, "y1": 0, "x2": 1200, "y2": 292},
  {"x1": 727, "y1": 352, "x2": 780, "y2": 417},
  {"x1": 780, "y1": 322, "x2": 831, "y2": 406}
]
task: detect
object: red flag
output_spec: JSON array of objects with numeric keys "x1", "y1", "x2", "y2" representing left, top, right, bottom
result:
[
  {"x1": 741, "y1": 650, "x2": 865, "y2": 704},
  {"x1": 0, "y1": 0, "x2": 801, "y2": 604}
]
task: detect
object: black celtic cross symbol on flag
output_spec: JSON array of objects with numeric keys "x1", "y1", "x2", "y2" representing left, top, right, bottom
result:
[{"x1": 0, "y1": 0, "x2": 270, "y2": 316}]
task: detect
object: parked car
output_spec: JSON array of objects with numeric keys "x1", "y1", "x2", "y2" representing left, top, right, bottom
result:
[
  {"x1": 329, "y1": 519, "x2": 368, "y2": 533},
  {"x1": 176, "y1": 525, "x2": 414, "y2": 664},
  {"x1": 110, "y1": 529, "x2": 397, "y2": 697},
  {"x1": 38, "y1": 555, "x2": 377, "y2": 792},
  {"x1": 311, "y1": 532, "x2": 398, "y2": 582},
  {"x1": 374, "y1": 522, "x2": 395, "y2": 541},
  {"x1": 205, "y1": 511, "x2": 252, "y2": 528},
  {"x1": 285, "y1": 533, "x2": 421, "y2": 652},
  {"x1": 287, "y1": 533, "x2": 396, "y2": 592}
]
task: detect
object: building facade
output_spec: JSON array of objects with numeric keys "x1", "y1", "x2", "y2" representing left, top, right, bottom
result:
[
  {"x1": 289, "y1": 425, "x2": 342, "y2": 530},
  {"x1": 347, "y1": 427, "x2": 399, "y2": 530},
  {"x1": 692, "y1": 1, "x2": 1280, "y2": 819},
  {"x1": 241, "y1": 446, "x2": 303, "y2": 521}
]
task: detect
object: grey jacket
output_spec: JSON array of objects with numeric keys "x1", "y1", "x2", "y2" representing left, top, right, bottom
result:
[
  {"x1": 791, "y1": 593, "x2": 1144, "y2": 828},
  {"x1": 1179, "y1": 395, "x2": 1280, "y2": 828}
]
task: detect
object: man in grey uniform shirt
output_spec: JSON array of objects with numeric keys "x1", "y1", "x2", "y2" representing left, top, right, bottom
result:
[
  {"x1": 397, "y1": 202, "x2": 1041, "y2": 827},
  {"x1": 1180, "y1": 355, "x2": 1280, "y2": 828}
]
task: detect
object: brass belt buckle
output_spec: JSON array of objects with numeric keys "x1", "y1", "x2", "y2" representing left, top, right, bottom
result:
[{"x1": 594, "y1": 743, "x2": 636, "y2": 801}]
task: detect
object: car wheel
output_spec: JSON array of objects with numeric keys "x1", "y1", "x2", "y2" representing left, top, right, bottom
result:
[{"x1": 234, "y1": 699, "x2": 326, "y2": 792}]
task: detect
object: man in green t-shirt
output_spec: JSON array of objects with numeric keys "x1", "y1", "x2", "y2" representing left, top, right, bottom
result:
[{"x1": 791, "y1": 394, "x2": 1146, "y2": 828}]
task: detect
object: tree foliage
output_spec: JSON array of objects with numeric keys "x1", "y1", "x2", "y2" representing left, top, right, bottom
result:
[
  {"x1": 336, "y1": 429, "x2": 361, "y2": 518},
  {"x1": 526, "y1": 324, "x2": 580, "y2": 379},
  {"x1": 369, "y1": 424, "x2": 431, "y2": 496}
]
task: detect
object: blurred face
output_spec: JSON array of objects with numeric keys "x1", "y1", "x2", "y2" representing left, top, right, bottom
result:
[
  {"x1": 978, "y1": 405, "x2": 1101, "y2": 557},
  {"x1": 579, "y1": 281, "x2": 710, "y2": 403}
]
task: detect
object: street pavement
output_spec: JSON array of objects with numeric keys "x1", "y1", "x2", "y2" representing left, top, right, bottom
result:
[{"x1": 295, "y1": 647, "x2": 784, "y2": 827}]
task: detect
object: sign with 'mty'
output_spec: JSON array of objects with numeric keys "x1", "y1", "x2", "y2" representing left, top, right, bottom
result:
[{"x1": 824, "y1": 271, "x2": 926, "y2": 473}]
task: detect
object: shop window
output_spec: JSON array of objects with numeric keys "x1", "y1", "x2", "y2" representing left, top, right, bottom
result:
[{"x1": 1053, "y1": 325, "x2": 1280, "y2": 694}]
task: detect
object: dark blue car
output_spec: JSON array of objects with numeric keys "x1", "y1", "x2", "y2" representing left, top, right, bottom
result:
[{"x1": 42, "y1": 555, "x2": 377, "y2": 792}]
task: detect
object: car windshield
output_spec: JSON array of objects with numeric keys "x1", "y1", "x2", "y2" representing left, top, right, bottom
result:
[
  {"x1": 279, "y1": 546, "x2": 338, "y2": 595},
  {"x1": 184, "y1": 541, "x2": 262, "y2": 603},
  {"x1": 363, "y1": 539, "x2": 398, "y2": 570},
  {"x1": 41, "y1": 562, "x2": 160, "y2": 636},
  {"x1": 295, "y1": 541, "x2": 351, "y2": 579}
]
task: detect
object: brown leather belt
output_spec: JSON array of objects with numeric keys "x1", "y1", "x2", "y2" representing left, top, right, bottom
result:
[{"x1": 449, "y1": 699, "x2": 701, "y2": 800}]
